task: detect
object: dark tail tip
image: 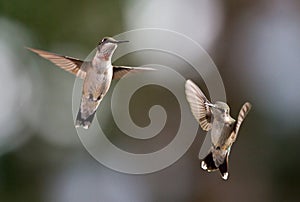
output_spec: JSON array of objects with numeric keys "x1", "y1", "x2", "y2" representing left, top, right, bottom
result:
[
  {"x1": 75, "y1": 111, "x2": 96, "y2": 129},
  {"x1": 201, "y1": 152, "x2": 218, "y2": 171},
  {"x1": 218, "y1": 155, "x2": 229, "y2": 180},
  {"x1": 201, "y1": 152, "x2": 229, "y2": 180}
]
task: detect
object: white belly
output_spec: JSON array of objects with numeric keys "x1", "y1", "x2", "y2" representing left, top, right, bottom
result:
[{"x1": 83, "y1": 66, "x2": 113, "y2": 100}]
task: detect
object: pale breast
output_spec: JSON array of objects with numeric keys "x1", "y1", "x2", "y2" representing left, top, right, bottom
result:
[
  {"x1": 210, "y1": 118, "x2": 235, "y2": 146},
  {"x1": 82, "y1": 67, "x2": 113, "y2": 100}
]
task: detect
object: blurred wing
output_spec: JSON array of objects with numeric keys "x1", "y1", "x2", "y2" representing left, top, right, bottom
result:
[
  {"x1": 113, "y1": 66, "x2": 154, "y2": 79},
  {"x1": 27, "y1": 47, "x2": 88, "y2": 79},
  {"x1": 230, "y1": 102, "x2": 252, "y2": 141},
  {"x1": 185, "y1": 79, "x2": 212, "y2": 131}
]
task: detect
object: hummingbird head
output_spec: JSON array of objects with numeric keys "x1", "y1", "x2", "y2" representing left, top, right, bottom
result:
[
  {"x1": 97, "y1": 37, "x2": 129, "y2": 60},
  {"x1": 206, "y1": 101, "x2": 230, "y2": 115}
]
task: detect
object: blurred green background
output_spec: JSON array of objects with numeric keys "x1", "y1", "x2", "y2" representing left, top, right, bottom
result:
[{"x1": 0, "y1": 0, "x2": 300, "y2": 201}]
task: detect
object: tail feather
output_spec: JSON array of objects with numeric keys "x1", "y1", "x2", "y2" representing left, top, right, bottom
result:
[
  {"x1": 201, "y1": 152, "x2": 218, "y2": 171},
  {"x1": 218, "y1": 155, "x2": 229, "y2": 180},
  {"x1": 201, "y1": 152, "x2": 229, "y2": 180},
  {"x1": 75, "y1": 110, "x2": 96, "y2": 129},
  {"x1": 75, "y1": 96, "x2": 100, "y2": 129}
]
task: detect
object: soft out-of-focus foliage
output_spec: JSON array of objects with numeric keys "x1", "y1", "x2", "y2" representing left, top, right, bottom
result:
[{"x1": 0, "y1": 0, "x2": 299, "y2": 201}]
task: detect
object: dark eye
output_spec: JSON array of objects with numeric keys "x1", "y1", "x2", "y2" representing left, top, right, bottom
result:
[{"x1": 101, "y1": 38, "x2": 107, "y2": 43}]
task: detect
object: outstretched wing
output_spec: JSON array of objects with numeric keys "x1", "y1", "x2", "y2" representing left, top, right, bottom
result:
[
  {"x1": 27, "y1": 47, "x2": 88, "y2": 79},
  {"x1": 113, "y1": 66, "x2": 154, "y2": 79},
  {"x1": 185, "y1": 79, "x2": 212, "y2": 131},
  {"x1": 230, "y1": 102, "x2": 252, "y2": 142}
]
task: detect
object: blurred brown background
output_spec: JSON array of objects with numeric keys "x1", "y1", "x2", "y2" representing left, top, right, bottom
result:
[{"x1": 0, "y1": 0, "x2": 299, "y2": 201}]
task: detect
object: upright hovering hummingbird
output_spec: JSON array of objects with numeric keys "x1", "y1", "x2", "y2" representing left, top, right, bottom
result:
[
  {"x1": 27, "y1": 37, "x2": 153, "y2": 129},
  {"x1": 185, "y1": 80, "x2": 252, "y2": 180}
]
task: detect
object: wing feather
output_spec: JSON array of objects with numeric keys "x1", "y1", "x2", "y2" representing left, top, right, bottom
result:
[
  {"x1": 113, "y1": 66, "x2": 154, "y2": 79},
  {"x1": 235, "y1": 102, "x2": 252, "y2": 135},
  {"x1": 27, "y1": 47, "x2": 88, "y2": 79},
  {"x1": 230, "y1": 102, "x2": 252, "y2": 142},
  {"x1": 185, "y1": 79, "x2": 212, "y2": 131}
]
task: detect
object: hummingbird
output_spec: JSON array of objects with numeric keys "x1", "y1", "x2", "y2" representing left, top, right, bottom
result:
[
  {"x1": 185, "y1": 79, "x2": 252, "y2": 180},
  {"x1": 27, "y1": 37, "x2": 153, "y2": 129}
]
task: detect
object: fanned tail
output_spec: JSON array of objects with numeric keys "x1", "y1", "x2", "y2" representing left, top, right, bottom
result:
[
  {"x1": 201, "y1": 151, "x2": 229, "y2": 180},
  {"x1": 75, "y1": 97, "x2": 100, "y2": 129},
  {"x1": 75, "y1": 110, "x2": 96, "y2": 129}
]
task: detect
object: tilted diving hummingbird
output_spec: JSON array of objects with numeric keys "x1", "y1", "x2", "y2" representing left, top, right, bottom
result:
[
  {"x1": 27, "y1": 37, "x2": 154, "y2": 129},
  {"x1": 185, "y1": 79, "x2": 252, "y2": 180}
]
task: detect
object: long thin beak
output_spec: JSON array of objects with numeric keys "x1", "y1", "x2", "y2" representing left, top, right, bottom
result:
[
  {"x1": 115, "y1": 40, "x2": 129, "y2": 44},
  {"x1": 205, "y1": 103, "x2": 215, "y2": 108}
]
